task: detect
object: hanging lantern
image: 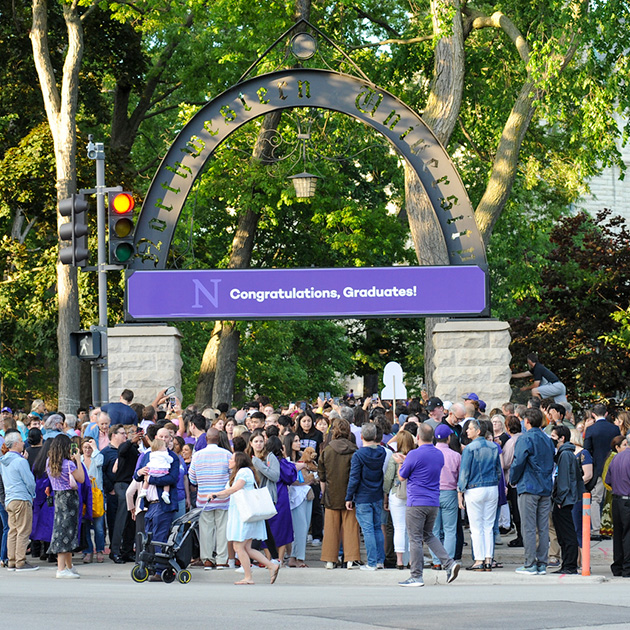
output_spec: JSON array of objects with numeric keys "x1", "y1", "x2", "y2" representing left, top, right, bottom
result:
[{"x1": 288, "y1": 171, "x2": 320, "y2": 198}]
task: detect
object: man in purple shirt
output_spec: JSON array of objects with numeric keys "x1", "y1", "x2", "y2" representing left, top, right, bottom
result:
[
  {"x1": 605, "y1": 443, "x2": 630, "y2": 577},
  {"x1": 397, "y1": 423, "x2": 460, "y2": 587}
]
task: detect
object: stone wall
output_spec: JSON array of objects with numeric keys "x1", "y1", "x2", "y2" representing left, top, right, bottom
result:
[
  {"x1": 432, "y1": 319, "x2": 512, "y2": 410},
  {"x1": 107, "y1": 325, "x2": 183, "y2": 405}
]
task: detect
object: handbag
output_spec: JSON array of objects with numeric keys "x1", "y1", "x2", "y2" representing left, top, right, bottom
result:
[
  {"x1": 90, "y1": 477, "x2": 105, "y2": 518},
  {"x1": 233, "y1": 484, "x2": 277, "y2": 523}
]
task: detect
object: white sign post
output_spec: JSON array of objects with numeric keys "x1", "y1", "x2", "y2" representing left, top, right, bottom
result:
[{"x1": 381, "y1": 361, "x2": 407, "y2": 423}]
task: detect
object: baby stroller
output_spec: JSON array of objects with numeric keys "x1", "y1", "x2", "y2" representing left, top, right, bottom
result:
[{"x1": 131, "y1": 507, "x2": 202, "y2": 584}]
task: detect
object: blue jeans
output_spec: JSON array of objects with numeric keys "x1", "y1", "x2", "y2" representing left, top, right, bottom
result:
[
  {"x1": 86, "y1": 515, "x2": 105, "y2": 553},
  {"x1": 355, "y1": 501, "x2": 385, "y2": 567},
  {"x1": 0, "y1": 502, "x2": 9, "y2": 562},
  {"x1": 431, "y1": 490, "x2": 458, "y2": 563}
]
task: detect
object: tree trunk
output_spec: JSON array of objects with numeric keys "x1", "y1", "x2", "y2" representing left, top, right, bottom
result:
[
  {"x1": 195, "y1": 321, "x2": 222, "y2": 407},
  {"x1": 211, "y1": 322, "x2": 240, "y2": 406},
  {"x1": 405, "y1": 163, "x2": 450, "y2": 395},
  {"x1": 31, "y1": 0, "x2": 84, "y2": 413},
  {"x1": 194, "y1": 111, "x2": 282, "y2": 407},
  {"x1": 193, "y1": 1, "x2": 314, "y2": 407},
  {"x1": 406, "y1": 0, "x2": 465, "y2": 395},
  {"x1": 474, "y1": 81, "x2": 537, "y2": 245}
]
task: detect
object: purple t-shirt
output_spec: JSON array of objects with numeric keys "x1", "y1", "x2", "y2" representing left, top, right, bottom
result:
[
  {"x1": 46, "y1": 458, "x2": 77, "y2": 491},
  {"x1": 398, "y1": 444, "x2": 444, "y2": 507}
]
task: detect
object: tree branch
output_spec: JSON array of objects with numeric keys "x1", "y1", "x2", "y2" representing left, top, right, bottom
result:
[
  {"x1": 464, "y1": 9, "x2": 530, "y2": 66},
  {"x1": 458, "y1": 117, "x2": 491, "y2": 163},
  {"x1": 30, "y1": 0, "x2": 61, "y2": 124},
  {"x1": 80, "y1": 0, "x2": 101, "y2": 22},
  {"x1": 474, "y1": 81, "x2": 538, "y2": 245},
  {"x1": 146, "y1": 81, "x2": 183, "y2": 111},
  {"x1": 352, "y1": 6, "x2": 401, "y2": 38},
  {"x1": 349, "y1": 35, "x2": 432, "y2": 50}
]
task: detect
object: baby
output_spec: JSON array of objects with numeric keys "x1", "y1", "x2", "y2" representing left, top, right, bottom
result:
[{"x1": 138, "y1": 438, "x2": 173, "y2": 504}]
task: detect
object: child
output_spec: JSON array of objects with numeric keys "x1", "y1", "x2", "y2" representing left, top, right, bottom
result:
[{"x1": 138, "y1": 438, "x2": 173, "y2": 504}]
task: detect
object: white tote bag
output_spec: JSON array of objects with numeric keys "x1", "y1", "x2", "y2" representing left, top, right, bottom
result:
[{"x1": 233, "y1": 484, "x2": 277, "y2": 523}]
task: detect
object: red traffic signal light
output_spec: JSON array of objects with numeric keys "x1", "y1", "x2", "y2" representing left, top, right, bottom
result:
[
  {"x1": 108, "y1": 191, "x2": 136, "y2": 265},
  {"x1": 110, "y1": 192, "x2": 135, "y2": 214}
]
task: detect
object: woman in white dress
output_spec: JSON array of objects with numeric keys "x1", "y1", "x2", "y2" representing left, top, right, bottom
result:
[{"x1": 209, "y1": 451, "x2": 279, "y2": 585}]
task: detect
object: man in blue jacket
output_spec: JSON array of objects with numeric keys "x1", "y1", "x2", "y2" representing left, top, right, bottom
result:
[
  {"x1": 510, "y1": 408, "x2": 555, "y2": 575},
  {"x1": 345, "y1": 422, "x2": 386, "y2": 570},
  {"x1": 134, "y1": 426, "x2": 180, "y2": 581},
  {"x1": 0, "y1": 430, "x2": 37, "y2": 571}
]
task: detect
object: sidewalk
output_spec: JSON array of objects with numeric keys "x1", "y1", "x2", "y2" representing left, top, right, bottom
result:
[{"x1": 4, "y1": 527, "x2": 618, "y2": 587}]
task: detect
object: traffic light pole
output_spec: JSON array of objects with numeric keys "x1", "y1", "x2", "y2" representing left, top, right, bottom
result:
[{"x1": 87, "y1": 137, "x2": 109, "y2": 407}]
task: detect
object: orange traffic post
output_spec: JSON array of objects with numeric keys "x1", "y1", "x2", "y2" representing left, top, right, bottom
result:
[{"x1": 582, "y1": 493, "x2": 591, "y2": 576}]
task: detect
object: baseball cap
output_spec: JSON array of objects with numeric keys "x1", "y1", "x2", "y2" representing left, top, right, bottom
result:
[
  {"x1": 426, "y1": 397, "x2": 444, "y2": 411},
  {"x1": 463, "y1": 393, "x2": 479, "y2": 401},
  {"x1": 434, "y1": 425, "x2": 453, "y2": 440},
  {"x1": 478, "y1": 400, "x2": 487, "y2": 412},
  {"x1": 1, "y1": 407, "x2": 12, "y2": 413}
]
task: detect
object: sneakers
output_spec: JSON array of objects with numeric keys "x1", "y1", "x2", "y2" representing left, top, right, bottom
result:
[
  {"x1": 446, "y1": 562, "x2": 461, "y2": 584},
  {"x1": 347, "y1": 561, "x2": 360, "y2": 569},
  {"x1": 399, "y1": 577, "x2": 424, "y2": 587},
  {"x1": 310, "y1": 538, "x2": 321, "y2": 547},
  {"x1": 326, "y1": 562, "x2": 335, "y2": 570},
  {"x1": 547, "y1": 559, "x2": 561, "y2": 568},
  {"x1": 161, "y1": 491, "x2": 171, "y2": 504},
  {"x1": 56, "y1": 568, "x2": 80, "y2": 579},
  {"x1": 536, "y1": 563, "x2": 547, "y2": 575},
  {"x1": 515, "y1": 564, "x2": 538, "y2": 575},
  {"x1": 203, "y1": 560, "x2": 215, "y2": 570},
  {"x1": 376, "y1": 563, "x2": 385, "y2": 570},
  {"x1": 359, "y1": 564, "x2": 377, "y2": 571},
  {"x1": 16, "y1": 563, "x2": 39, "y2": 572},
  {"x1": 68, "y1": 566, "x2": 80, "y2": 575},
  {"x1": 7, "y1": 565, "x2": 16, "y2": 572}
]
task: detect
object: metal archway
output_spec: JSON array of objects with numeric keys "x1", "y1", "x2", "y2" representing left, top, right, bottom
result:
[{"x1": 131, "y1": 68, "x2": 486, "y2": 270}]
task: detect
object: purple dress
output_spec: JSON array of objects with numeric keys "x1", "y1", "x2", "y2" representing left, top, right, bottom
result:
[
  {"x1": 267, "y1": 459, "x2": 297, "y2": 547},
  {"x1": 31, "y1": 477, "x2": 54, "y2": 542}
]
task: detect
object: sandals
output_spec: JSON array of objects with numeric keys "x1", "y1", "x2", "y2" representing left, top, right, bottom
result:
[
  {"x1": 234, "y1": 579, "x2": 254, "y2": 585},
  {"x1": 466, "y1": 563, "x2": 486, "y2": 571},
  {"x1": 491, "y1": 560, "x2": 503, "y2": 569},
  {"x1": 269, "y1": 564, "x2": 280, "y2": 584}
]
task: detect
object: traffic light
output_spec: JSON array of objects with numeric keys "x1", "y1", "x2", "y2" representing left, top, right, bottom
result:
[
  {"x1": 58, "y1": 193, "x2": 89, "y2": 266},
  {"x1": 108, "y1": 191, "x2": 136, "y2": 264}
]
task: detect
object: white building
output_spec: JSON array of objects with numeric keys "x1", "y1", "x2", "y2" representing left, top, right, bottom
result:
[{"x1": 578, "y1": 115, "x2": 630, "y2": 224}]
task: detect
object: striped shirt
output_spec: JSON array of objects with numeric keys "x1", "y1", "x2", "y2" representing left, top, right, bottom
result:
[{"x1": 188, "y1": 444, "x2": 231, "y2": 510}]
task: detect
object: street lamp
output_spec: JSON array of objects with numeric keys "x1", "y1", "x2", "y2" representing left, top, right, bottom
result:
[{"x1": 288, "y1": 171, "x2": 321, "y2": 198}]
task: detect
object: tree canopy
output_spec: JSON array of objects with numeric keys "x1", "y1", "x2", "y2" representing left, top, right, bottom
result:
[{"x1": 0, "y1": 0, "x2": 629, "y2": 408}]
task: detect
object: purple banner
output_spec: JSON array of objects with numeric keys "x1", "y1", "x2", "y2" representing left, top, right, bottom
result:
[{"x1": 126, "y1": 266, "x2": 487, "y2": 320}]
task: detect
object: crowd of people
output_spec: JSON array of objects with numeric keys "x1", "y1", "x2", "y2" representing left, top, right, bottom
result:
[{"x1": 1, "y1": 360, "x2": 629, "y2": 586}]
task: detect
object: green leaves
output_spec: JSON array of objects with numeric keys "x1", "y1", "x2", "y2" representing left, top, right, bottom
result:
[{"x1": 509, "y1": 210, "x2": 630, "y2": 405}]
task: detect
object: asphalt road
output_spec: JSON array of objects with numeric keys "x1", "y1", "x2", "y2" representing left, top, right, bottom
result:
[{"x1": 2, "y1": 531, "x2": 625, "y2": 630}]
